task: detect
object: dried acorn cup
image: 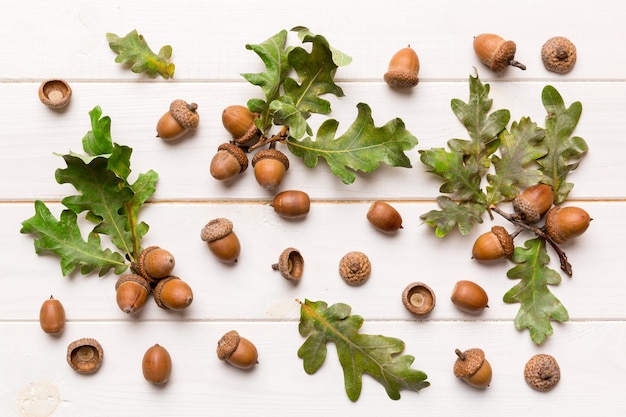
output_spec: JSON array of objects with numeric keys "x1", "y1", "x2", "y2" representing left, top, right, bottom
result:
[
  {"x1": 200, "y1": 218, "x2": 241, "y2": 263},
  {"x1": 67, "y1": 338, "x2": 103, "y2": 374},
  {"x1": 156, "y1": 99, "x2": 199, "y2": 142},
  {"x1": 272, "y1": 247, "x2": 304, "y2": 282},
  {"x1": 401, "y1": 282, "x2": 436, "y2": 316},
  {"x1": 454, "y1": 348, "x2": 492, "y2": 389},
  {"x1": 217, "y1": 330, "x2": 259, "y2": 369},
  {"x1": 38, "y1": 79, "x2": 72, "y2": 109}
]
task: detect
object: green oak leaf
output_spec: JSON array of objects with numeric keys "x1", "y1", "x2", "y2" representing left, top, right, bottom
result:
[
  {"x1": 287, "y1": 103, "x2": 417, "y2": 184},
  {"x1": 420, "y1": 196, "x2": 486, "y2": 237},
  {"x1": 504, "y1": 238, "x2": 569, "y2": 344},
  {"x1": 269, "y1": 96, "x2": 311, "y2": 139},
  {"x1": 419, "y1": 148, "x2": 484, "y2": 202},
  {"x1": 298, "y1": 299, "x2": 429, "y2": 401},
  {"x1": 291, "y1": 26, "x2": 352, "y2": 67},
  {"x1": 20, "y1": 201, "x2": 127, "y2": 277},
  {"x1": 536, "y1": 85, "x2": 588, "y2": 204},
  {"x1": 486, "y1": 117, "x2": 547, "y2": 205},
  {"x1": 106, "y1": 30, "x2": 175, "y2": 79}
]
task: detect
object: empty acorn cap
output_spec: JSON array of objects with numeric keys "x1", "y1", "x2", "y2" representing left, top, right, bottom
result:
[
  {"x1": 402, "y1": 282, "x2": 436, "y2": 316},
  {"x1": 169, "y1": 99, "x2": 199, "y2": 129},
  {"x1": 339, "y1": 251, "x2": 371, "y2": 286},
  {"x1": 38, "y1": 79, "x2": 72, "y2": 109},
  {"x1": 272, "y1": 247, "x2": 304, "y2": 281},
  {"x1": 200, "y1": 218, "x2": 234, "y2": 242},
  {"x1": 67, "y1": 338, "x2": 103, "y2": 374}
]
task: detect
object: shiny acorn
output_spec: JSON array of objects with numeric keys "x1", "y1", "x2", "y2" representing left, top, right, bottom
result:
[
  {"x1": 222, "y1": 105, "x2": 260, "y2": 145},
  {"x1": 142, "y1": 344, "x2": 172, "y2": 385},
  {"x1": 451, "y1": 280, "x2": 489, "y2": 313},
  {"x1": 217, "y1": 330, "x2": 258, "y2": 369},
  {"x1": 210, "y1": 143, "x2": 248, "y2": 181},
  {"x1": 153, "y1": 276, "x2": 193, "y2": 311},
  {"x1": 39, "y1": 295, "x2": 66, "y2": 335},
  {"x1": 251, "y1": 149, "x2": 290, "y2": 192},
  {"x1": 473, "y1": 33, "x2": 526, "y2": 72},
  {"x1": 472, "y1": 225, "x2": 514, "y2": 261},
  {"x1": 271, "y1": 190, "x2": 310, "y2": 219},
  {"x1": 512, "y1": 184, "x2": 554, "y2": 224},
  {"x1": 384, "y1": 46, "x2": 420, "y2": 88},
  {"x1": 200, "y1": 218, "x2": 241, "y2": 263},
  {"x1": 366, "y1": 200, "x2": 403, "y2": 233},
  {"x1": 115, "y1": 274, "x2": 152, "y2": 314},
  {"x1": 156, "y1": 99, "x2": 199, "y2": 141},
  {"x1": 545, "y1": 206, "x2": 591, "y2": 243},
  {"x1": 136, "y1": 246, "x2": 176, "y2": 284}
]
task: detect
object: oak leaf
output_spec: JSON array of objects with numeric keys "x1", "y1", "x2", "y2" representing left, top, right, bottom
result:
[{"x1": 106, "y1": 30, "x2": 175, "y2": 79}]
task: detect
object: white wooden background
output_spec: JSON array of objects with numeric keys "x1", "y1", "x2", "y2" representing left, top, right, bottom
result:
[{"x1": 1, "y1": 1, "x2": 624, "y2": 415}]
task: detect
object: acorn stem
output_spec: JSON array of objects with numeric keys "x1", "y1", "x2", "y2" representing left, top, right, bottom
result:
[
  {"x1": 455, "y1": 349, "x2": 466, "y2": 361},
  {"x1": 510, "y1": 60, "x2": 526, "y2": 70},
  {"x1": 271, "y1": 263, "x2": 279, "y2": 270}
]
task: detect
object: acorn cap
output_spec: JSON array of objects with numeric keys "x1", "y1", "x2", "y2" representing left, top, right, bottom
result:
[
  {"x1": 402, "y1": 282, "x2": 436, "y2": 316},
  {"x1": 453, "y1": 348, "x2": 485, "y2": 378},
  {"x1": 272, "y1": 247, "x2": 304, "y2": 281},
  {"x1": 67, "y1": 338, "x2": 103, "y2": 374},
  {"x1": 541, "y1": 36, "x2": 576, "y2": 74},
  {"x1": 491, "y1": 225, "x2": 514, "y2": 258},
  {"x1": 200, "y1": 218, "x2": 234, "y2": 242},
  {"x1": 524, "y1": 354, "x2": 561, "y2": 392},
  {"x1": 216, "y1": 330, "x2": 240, "y2": 360},
  {"x1": 339, "y1": 251, "x2": 371, "y2": 286},
  {"x1": 217, "y1": 143, "x2": 249, "y2": 173},
  {"x1": 115, "y1": 273, "x2": 152, "y2": 293},
  {"x1": 490, "y1": 40, "x2": 518, "y2": 72},
  {"x1": 38, "y1": 79, "x2": 72, "y2": 109},
  {"x1": 251, "y1": 148, "x2": 290, "y2": 170},
  {"x1": 169, "y1": 99, "x2": 199, "y2": 130}
]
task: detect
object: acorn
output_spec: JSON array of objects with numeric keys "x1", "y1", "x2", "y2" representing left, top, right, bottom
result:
[
  {"x1": 451, "y1": 280, "x2": 489, "y2": 314},
  {"x1": 136, "y1": 246, "x2": 176, "y2": 284},
  {"x1": 545, "y1": 206, "x2": 591, "y2": 244},
  {"x1": 39, "y1": 295, "x2": 66, "y2": 335},
  {"x1": 271, "y1": 190, "x2": 310, "y2": 219},
  {"x1": 222, "y1": 105, "x2": 260, "y2": 145},
  {"x1": 217, "y1": 330, "x2": 258, "y2": 369},
  {"x1": 153, "y1": 276, "x2": 193, "y2": 311},
  {"x1": 142, "y1": 344, "x2": 172, "y2": 385},
  {"x1": 384, "y1": 46, "x2": 419, "y2": 88},
  {"x1": 200, "y1": 218, "x2": 241, "y2": 263},
  {"x1": 366, "y1": 200, "x2": 403, "y2": 233},
  {"x1": 524, "y1": 353, "x2": 560, "y2": 392},
  {"x1": 67, "y1": 338, "x2": 103, "y2": 374},
  {"x1": 156, "y1": 99, "x2": 199, "y2": 141},
  {"x1": 512, "y1": 184, "x2": 554, "y2": 224},
  {"x1": 272, "y1": 247, "x2": 304, "y2": 282},
  {"x1": 541, "y1": 36, "x2": 576, "y2": 74},
  {"x1": 115, "y1": 274, "x2": 152, "y2": 314},
  {"x1": 339, "y1": 251, "x2": 371, "y2": 286},
  {"x1": 473, "y1": 33, "x2": 526, "y2": 72},
  {"x1": 454, "y1": 348, "x2": 492, "y2": 389},
  {"x1": 210, "y1": 143, "x2": 248, "y2": 181},
  {"x1": 251, "y1": 149, "x2": 290, "y2": 192},
  {"x1": 472, "y1": 225, "x2": 514, "y2": 261}
]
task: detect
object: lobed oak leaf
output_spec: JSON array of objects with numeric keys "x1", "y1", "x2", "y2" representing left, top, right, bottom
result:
[
  {"x1": 420, "y1": 196, "x2": 486, "y2": 237},
  {"x1": 106, "y1": 30, "x2": 175, "y2": 79}
]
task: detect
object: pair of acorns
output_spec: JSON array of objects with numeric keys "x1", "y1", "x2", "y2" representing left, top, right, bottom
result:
[{"x1": 115, "y1": 246, "x2": 193, "y2": 314}]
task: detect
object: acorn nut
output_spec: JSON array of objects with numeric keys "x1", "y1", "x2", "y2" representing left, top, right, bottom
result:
[
  {"x1": 200, "y1": 218, "x2": 241, "y2": 263},
  {"x1": 142, "y1": 344, "x2": 172, "y2": 385},
  {"x1": 217, "y1": 330, "x2": 259, "y2": 369},
  {"x1": 272, "y1": 247, "x2": 304, "y2": 282},
  {"x1": 541, "y1": 36, "x2": 576, "y2": 74},
  {"x1": 38, "y1": 79, "x2": 72, "y2": 109},
  {"x1": 153, "y1": 276, "x2": 193, "y2": 310},
  {"x1": 454, "y1": 348, "x2": 492, "y2": 389},
  {"x1": 67, "y1": 338, "x2": 103, "y2": 374},
  {"x1": 545, "y1": 206, "x2": 591, "y2": 244},
  {"x1": 401, "y1": 282, "x2": 436, "y2": 316},
  {"x1": 512, "y1": 184, "x2": 554, "y2": 224},
  {"x1": 384, "y1": 46, "x2": 420, "y2": 88},
  {"x1": 156, "y1": 99, "x2": 199, "y2": 142},
  {"x1": 222, "y1": 105, "x2": 260, "y2": 145},
  {"x1": 339, "y1": 251, "x2": 371, "y2": 286},
  {"x1": 271, "y1": 190, "x2": 310, "y2": 219},
  {"x1": 136, "y1": 246, "x2": 176, "y2": 284},
  {"x1": 251, "y1": 149, "x2": 290, "y2": 192},
  {"x1": 39, "y1": 295, "x2": 66, "y2": 335},
  {"x1": 473, "y1": 33, "x2": 526, "y2": 72},
  {"x1": 472, "y1": 225, "x2": 514, "y2": 261},
  {"x1": 451, "y1": 280, "x2": 489, "y2": 313},
  {"x1": 524, "y1": 353, "x2": 560, "y2": 392},
  {"x1": 115, "y1": 274, "x2": 152, "y2": 314},
  {"x1": 210, "y1": 143, "x2": 249, "y2": 181},
  {"x1": 366, "y1": 200, "x2": 403, "y2": 233}
]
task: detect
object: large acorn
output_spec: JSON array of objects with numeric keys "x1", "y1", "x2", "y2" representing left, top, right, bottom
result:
[{"x1": 156, "y1": 99, "x2": 199, "y2": 142}]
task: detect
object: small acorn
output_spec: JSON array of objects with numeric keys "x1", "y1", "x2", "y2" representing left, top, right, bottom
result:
[
  {"x1": 271, "y1": 190, "x2": 310, "y2": 219},
  {"x1": 473, "y1": 33, "x2": 526, "y2": 72},
  {"x1": 153, "y1": 276, "x2": 193, "y2": 311},
  {"x1": 272, "y1": 247, "x2": 304, "y2": 282},
  {"x1": 200, "y1": 218, "x2": 241, "y2": 263},
  {"x1": 545, "y1": 206, "x2": 591, "y2": 244},
  {"x1": 339, "y1": 251, "x2": 371, "y2": 286},
  {"x1": 142, "y1": 344, "x2": 172, "y2": 385},
  {"x1": 217, "y1": 330, "x2": 259, "y2": 369},
  {"x1": 472, "y1": 226, "x2": 514, "y2": 261},
  {"x1": 136, "y1": 246, "x2": 176, "y2": 284},
  {"x1": 210, "y1": 143, "x2": 249, "y2": 181},
  {"x1": 366, "y1": 200, "x2": 403, "y2": 233},
  {"x1": 251, "y1": 149, "x2": 290, "y2": 192},
  {"x1": 541, "y1": 36, "x2": 576, "y2": 74},
  {"x1": 222, "y1": 105, "x2": 260, "y2": 145},
  {"x1": 115, "y1": 274, "x2": 152, "y2": 314},
  {"x1": 39, "y1": 295, "x2": 66, "y2": 335},
  {"x1": 156, "y1": 99, "x2": 199, "y2": 141},
  {"x1": 524, "y1": 353, "x2": 560, "y2": 392},
  {"x1": 67, "y1": 338, "x2": 103, "y2": 374},
  {"x1": 451, "y1": 280, "x2": 489, "y2": 314},
  {"x1": 512, "y1": 184, "x2": 554, "y2": 224},
  {"x1": 454, "y1": 347, "x2": 492, "y2": 389},
  {"x1": 384, "y1": 46, "x2": 420, "y2": 88}
]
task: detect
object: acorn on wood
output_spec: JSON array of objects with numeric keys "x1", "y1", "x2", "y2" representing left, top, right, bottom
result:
[
  {"x1": 200, "y1": 218, "x2": 241, "y2": 263},
  {"x1": 153, "y1": 276, "x2": 193, "y2": 311},
  {"x1": 384, "y1": 46, "x2": 420, "y2": 88},
  {"x1": 271, "y1": 190, "x2": 310, "y2": 219},
  {"x1": 512, "y1": 183, "x2": 554, "y2": 224},
  {"x1": 251, "y1": 149, "x2": 290, "y2": 192},
  {"x1": 541, "y1": 36, "x2": 577, "y2": 74},
  {"x1": 473, "y1": 33, "x2": 526, "y2": 72},
  {"x1": 450, "y1": 280, "x2": 489, "y2": 314},
  {"x1": 210, "y1": 143, "x2": 249, "y2": 181},
  {"x1": 454, "y1": 347, "x2": 492, "y2": 389},
  {"x1": 401, "y1": 282, "x2": 436, "y2": 316},
  {"x1": 142, "y1": 344, "x2": 172, "y2": 385},
  {"x1": 156, "y1": 99, "x2": 199, "y2": 141},
  {"x1": 339, "y1": 251, "x2": 372, "y2": 286},
  {"x1": 136, "y1": 246, "x2": 176, "y2": 285},
  {"x1": 115, "y1": 274, "x2": 152, "y2": 314},
  {"x1": 272, "y1": 247, "x2": 304, "y2": 282},
  {"x1": 366, "y1": 201, "x2": 403, "y2": 233},
  {"x1": 545, "y1": 206, "x2": 591, "y2": 243},
  {"x1": 222, "y1": 105, "x2": 260, "y2": 145},
  {"x1": 472, "y1": 225, "x2": 514, "y2": 261},
  {"x1": 67, "y1": 338, "x2": 104, "y2": 374},
  {"x1": 39, "y1": 295, "x2": 66, "y2": 335},
  {"x1": 524, "y1": 353, "x2": 560, "y2": 392},
  {"x1": 217, "y1": 330, "x2": 259, "y2": 369}
]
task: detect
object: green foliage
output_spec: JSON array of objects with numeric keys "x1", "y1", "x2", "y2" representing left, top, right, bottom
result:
[
  {"x1": 106, "y1": 30, "x2": 175, "y2": 79},
  {"x1": 297, "y1": 299, "x2": 429, "y2": 401},
  {"x1": 242, "y1": 27, "x2": 417, "y2": 184},
  {"x1": 20, "y1": 106, "x2": 157, "y2": 276}
]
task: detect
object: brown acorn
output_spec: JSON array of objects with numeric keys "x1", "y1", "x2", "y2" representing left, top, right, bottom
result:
[
  {"x1": 142, "y1": 344, "x2": 172, "y2": 385},
  {"x1": 271, "y1": 190, "x2": 310, "y2": 219},
  {"x1": 210, "y1": 143, "x2": 248, "y2": 181},
  {"x1": 200, "y1": 218, "x2": 241, "y2": 263},
  {"x1": 251, "y1": 149, "x2": 290, "y2": 192},
  {"x1": 153, "y1": 276, "x2": 193, "y2": 311},
  {"x1": 512, "y1": 184, "x2": 554, "y2": 223},
  {"x1": 451, "y1": 280, "x2": 489, "y2": 314},
  {"x1": 115, "y1": 274, "x2": 152, "y2": 314},
  {"x1": 217, "y1": 330, "x2": 258, "y2": 369},
  {"x1": 384, "y1": 46, "x2": 420, "y2": 88},
  {"x1": 472, "y1": 226, "x2": 514, "y2": 261},
  {"x1": 39, "y1": 295, "x2": 66, "y2": 335},
  {"x1": 454, "y1": 348, "x2": 492, "y2": 389},
  {"x1": 136, "y1": 246, "x2": 176, "y2": 284},
  {"x1": 222, "y1": 105, "x2": 260, "y2": 145},
  {"x1": 366, "y1": 200, "x2": 403, "y2": 233},
  {"x1": 156, "y1": 99, "x2": 199, "y2": 141},
  {"x1": 473, "y1": 33, "x2": 526, "y2": 72},
  {"x1": 545, "y1": 206, "x2": 591, "y2": 243}
]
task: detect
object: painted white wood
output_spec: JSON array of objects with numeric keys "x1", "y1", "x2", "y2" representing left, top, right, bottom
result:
[{"x1": 1, "y1": 0, "x2": 624, "y2": 415}]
